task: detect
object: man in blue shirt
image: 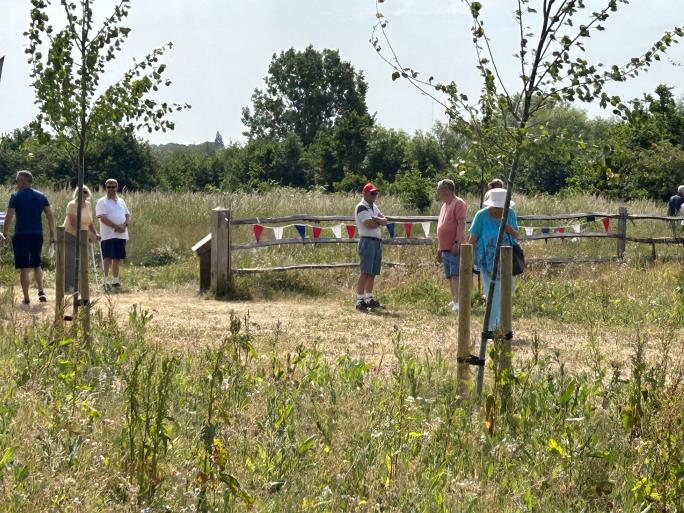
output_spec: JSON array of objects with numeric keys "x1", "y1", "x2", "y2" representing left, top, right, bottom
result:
[
  {"x1": 1, "y1": 171, "x2": 56, "y2": 305},
  {"x1": 667, "y1": 185, "x2": 684, "y2": 217}
]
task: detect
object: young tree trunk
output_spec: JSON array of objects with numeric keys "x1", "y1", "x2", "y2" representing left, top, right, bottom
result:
[{"x1": 73, "y1": 9, "x2": 90, "y2": 316}]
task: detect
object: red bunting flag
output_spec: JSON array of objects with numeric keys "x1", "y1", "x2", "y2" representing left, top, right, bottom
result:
[
  {"x1": 601, "y1": 217, "x2": 610, "y2": 233},
  {"x1": 346, "y1": 224, "x2": 356, "y2": 238},
  {"x1": 404, "y1": 223, "x2": 412, "y2": 237},
  {"x1": 312, "y1": 226, "x2": 322, "y2": 239},
  {"x1": 555, "y1": 226, "x2": 566, "y2": 242},
  {"x1": 253, "y1": 224, "x2": 265, "y2": 242}
]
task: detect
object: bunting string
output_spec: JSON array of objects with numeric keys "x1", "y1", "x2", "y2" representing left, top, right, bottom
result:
[
  {"x1": 251, "y1": 215, "x2": 612, "y2": 242},
  {"x1": 248, "y1": 221, "x2": 435, "y2": 241}
]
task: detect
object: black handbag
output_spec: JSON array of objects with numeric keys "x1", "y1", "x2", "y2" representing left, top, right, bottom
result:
[
  {"x1": 505, "y1": 233, "x2": 525, "y2": 275},
  {"x1": 512, "y1": 243, "x2": 525, "y2": 275}
]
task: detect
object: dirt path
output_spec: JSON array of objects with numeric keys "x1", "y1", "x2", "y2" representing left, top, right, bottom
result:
[{"x1": 6, "y1": 285, "x2": 635, "y2": 371}]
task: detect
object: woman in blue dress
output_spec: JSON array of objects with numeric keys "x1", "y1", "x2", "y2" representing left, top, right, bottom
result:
[{"x1": 469, "y1": 188, "x2": 520, "y2": 331}]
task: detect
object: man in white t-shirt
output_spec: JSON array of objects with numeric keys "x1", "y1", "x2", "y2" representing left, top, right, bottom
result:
[
  {"x1": 96, "y1": 178, "x2": 130, "y2": 288},
  {"x1": 354, "y1": 182, "x2": 388, "y2": 310}
]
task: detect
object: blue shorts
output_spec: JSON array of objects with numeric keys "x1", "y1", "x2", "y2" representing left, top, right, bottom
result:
[
  {"x1": 12, "y1": 234, "x2": 43, "y2": 269},
  {"x1": 358, "y1": 237, "x2": 382, "y2": 276},
  {"x1": 101, "y1": 239, "x2": 127, "y2": 260},
  {"x1": 442, "y1": 251, "x2": 460, "y2": 278}
]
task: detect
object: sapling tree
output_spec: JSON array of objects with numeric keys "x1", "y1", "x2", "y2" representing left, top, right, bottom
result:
[
  {"x1": 373, "y1": 0, "x2": 683, "y2": 394},
  {"x1": 25, "y1": 0, "x2": 189, "y2": 308}
]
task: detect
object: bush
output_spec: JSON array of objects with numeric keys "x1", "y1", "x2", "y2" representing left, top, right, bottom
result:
[
  {"x1": 139, "y1": 245, "x2": 180, "y2": 267},
  {"x1": 392, "y1": 169, "x2": 433, "y2": 212}
]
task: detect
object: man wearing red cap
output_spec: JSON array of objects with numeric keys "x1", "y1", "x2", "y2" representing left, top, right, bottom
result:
[{"x1": 354, "y1": 183, "x2": 388, "y2": 310}]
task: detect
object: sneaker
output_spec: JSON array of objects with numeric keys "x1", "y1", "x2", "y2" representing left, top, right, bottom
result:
[
  {"x1": 355, "y1": 300, "x2": 369, "y2": 311},
  {"x1": 111, "y1": 282, "x2": 121, "y2": 288},
  {"x1": 38, "y1": 290, "x2": 47, "y2": 303},
  {"x1": 451, "y1": 302, "x2": 459, "y2": 312},
  {"x1": 22, "y1": 298, "x2": 30, "y2": 306},
  {"x1": 366, "y1": 298, "x2": 381, "y2": 308}
]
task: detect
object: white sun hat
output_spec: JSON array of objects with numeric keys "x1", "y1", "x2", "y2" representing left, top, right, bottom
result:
[{"x1": 483, "y1": 188, "x2": 514, "y2": 208}]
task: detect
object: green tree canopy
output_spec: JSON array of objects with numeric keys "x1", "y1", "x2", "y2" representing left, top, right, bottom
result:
[{"x1": 242, "y1": 46, "x2": 372, "y2": 147}]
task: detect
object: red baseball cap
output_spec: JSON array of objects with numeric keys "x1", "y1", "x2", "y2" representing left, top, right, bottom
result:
[{"x1": 362, "y1": 183, "x2": 378, "y2": 193}]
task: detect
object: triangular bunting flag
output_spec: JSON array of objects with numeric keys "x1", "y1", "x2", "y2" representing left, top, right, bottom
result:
[
  {"x1": 524, "y1": 227, "x2": 534, "y2": 236},
  {"x1": 272, "y1": 226, "x2": 284, "y2": 240},
  {"x1": 331, "y1": 224, "x2": 342, "y2": 239},
  {"x1": 555, "y1": 227, "x2": 565, "y2": 234},
  {"x1": 421, "y1": 221, "x2": 431, "y2": 237},
  {"x1": 346, "y1": 224, "x2": 356, "y2": 239},
  {"x1": 586, "y1": 215, "x2": 596, "y2": 223},
  {"x1": 253, "y1": 224, "x2": 264, "y2": 242},
  {"x1": 295, "y1": 224, "x2": 306, "y2": 240},
  {"x1": 601, "y1": 217, "x2": 610, "y2": 233},
  {"x1": 387, "y1": 223, "x2": 395, "y2": 238},
  {"x1": 572, "y1": 224, "x2": 581, "y2": 234},
  {"x1": 312, "y1": 226, "x2": 322, "y2": 239},
  {"x1": 540, "y1": 227, "x2": 550, "y2": 244},
  {"x1": 404, "y1": 223, "x2": 412, "y2": 237}
]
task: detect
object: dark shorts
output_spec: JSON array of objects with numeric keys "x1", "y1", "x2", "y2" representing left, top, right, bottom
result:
[
  {"x1": 12, "y1": 234, "x2": 43, "y2": 269},
  {"x1": 358, "y1": 237, "x2": 382, "y2": 276},
  {"x1": 101, "y1": 239, "x2": 127, "y2": 260},
  {"x1": 442, "y1": 251, "x2": 461, "y2": 278}
]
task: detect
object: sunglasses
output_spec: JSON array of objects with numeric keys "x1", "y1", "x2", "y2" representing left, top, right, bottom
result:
[
  {"x1": 369, "y1": 191, "x2": 378, "y2": 196},
  {"x1": 106, "y1": 186, "x2": 117, "y2": 189}
]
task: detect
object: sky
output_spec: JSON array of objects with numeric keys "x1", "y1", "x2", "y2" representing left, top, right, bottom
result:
[{"x1": 0, "y1": 0, "x2": 682, "y2": 145}]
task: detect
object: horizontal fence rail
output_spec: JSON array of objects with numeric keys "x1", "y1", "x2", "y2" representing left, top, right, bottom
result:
[{"x1": 196, "y1": 207, "x2": 684, "y2": 294}]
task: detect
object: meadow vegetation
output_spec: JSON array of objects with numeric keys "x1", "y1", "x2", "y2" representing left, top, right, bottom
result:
[{"x1": 0, "y1": 189, "x2": 683, "y2": 511}]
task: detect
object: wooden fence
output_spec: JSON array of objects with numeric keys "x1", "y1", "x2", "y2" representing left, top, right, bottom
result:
[{"x1": 193, "y1": 207, "x2": 684, "y2": 295}]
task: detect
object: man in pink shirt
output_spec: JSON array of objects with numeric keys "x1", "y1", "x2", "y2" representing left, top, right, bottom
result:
[{"x1": 436, "y1": 179, "x2": 467, "y2": 312}]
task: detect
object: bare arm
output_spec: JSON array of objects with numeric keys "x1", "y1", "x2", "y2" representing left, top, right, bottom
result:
[
  {"x1": 451, "y1": 218, "x2": 467, "y2": 255},
  {"x1": 469, "y1": 234, "x2": 478, "y2": 246},
  {"x1": 372, "y1": 214, "x2": 388, "y2": 226},
  {"x1": 44, "y1": 206, "x2": 56, "y2": 242},
  {"x1": 504, "y1": 224, "x2": 520, "y2": 240},
  {"x1": 98, "y1": 215, "x2": 126, "y2": 233},
  {"x1": 1, "y1": 208, "x2": 15, "y2": 241}
]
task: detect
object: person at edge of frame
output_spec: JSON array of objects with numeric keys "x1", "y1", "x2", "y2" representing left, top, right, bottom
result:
[{"x1": 1, "y1": 170, "x2": 56, "y2": 305}]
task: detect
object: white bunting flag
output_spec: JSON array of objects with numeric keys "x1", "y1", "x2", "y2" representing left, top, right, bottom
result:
[
  {"x1": 331, "y1": 224, "x2": 343, "y2": 239},
  {"x1": 421, "y1": 221, "x2": 431, "y2": 237},
  {"x1": 572, "y1": 224, "x2": 581, "y2": 233},
  {"x1": 524, "y1": 227, "x2": 534, "y2": 236},
  {"x1": 272, "y1": 226, "x2": 284, "y2": 240}
]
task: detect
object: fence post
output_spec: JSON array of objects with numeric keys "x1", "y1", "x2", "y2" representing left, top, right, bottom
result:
[
  {"x1": 55, "y1": 226, "x2": 65, "y2": 326},
  {"x1": 500, "y1": 246, "x2": 513, "y2": 374},
  {"x1": 211, "y1": 208, "x2": 232, "y2": 297},
  {"x1": 78, "y1": 231, "x2": 90, "y2": 334},
  {"x1": 456, "y1": 244, "x2": 473, "y2": 394},
  {"x1": 617, "y1": 206, "x2": 628, "y2": 259}
]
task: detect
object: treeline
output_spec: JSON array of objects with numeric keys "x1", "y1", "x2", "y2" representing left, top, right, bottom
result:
[{"x1": 1, "y1": 46, "x2": 683, "y2": 210}]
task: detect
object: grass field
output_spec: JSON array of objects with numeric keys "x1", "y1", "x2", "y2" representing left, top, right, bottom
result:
[{"x1": 0, "y1": 188, "x2": 683, "y2": 512}]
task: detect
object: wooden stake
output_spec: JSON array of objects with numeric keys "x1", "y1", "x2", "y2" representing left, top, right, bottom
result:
[
  {"x1": 210, "y1": 208, "x2": 232, "y2": 297},
  {"x1": 617, "y1": 206, "x2": 628, "y2": 259},
  {"x1": 456, "y1": 244, "x2": 473, "y2": 393},
  {"x1": 79, "y1": 231, "x2": 90, "y2": 334},
  {"x1": 55, "y1": 226, "x2": 65, "y2": 326},
  {"x1": 500, "y1": 246, "x2": 513, "y2": 373}
]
